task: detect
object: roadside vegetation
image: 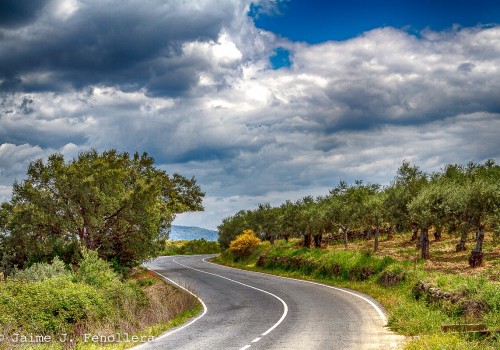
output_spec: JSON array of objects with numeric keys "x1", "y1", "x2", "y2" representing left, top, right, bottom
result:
[
  {"x1": 218, "y1": 160, "x2": 499, "y2": 268},
  {"x1": 162, "y1": 238, "x2": 221, "y2": 256},
  {"x1": 0, "y1": 149, "x2": 204, "y2": 273},
  {"x1": 0, "y1": 249, "x2": 200, "y2": 349},
  {"x1": 0, "y1": 149, "x2": 205, "y2": 349},
  {"x1": 215, "y1": 233, "x2": 500, "y2": 349},
  {"x1": 216, "y1": 160, "x2": 499, "y2": 349}
]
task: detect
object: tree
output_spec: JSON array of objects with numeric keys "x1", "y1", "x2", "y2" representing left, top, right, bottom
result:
[
  {"x1": 279, "y1": 200, "x2": 301, "y2": 242},
  {"x1": 0, "y1": 149, "x2": 204, "y2": 269},
  {"x1": 326, "y1": 181, "x2": 378, "y2": 248},
  {"x1": 218, "y1": 209, "x2": 254, "y2": 248},
  {"x1": 364, "y1": 191, "x2": 385, "y2": 252},
  {"x1": 385, "y1": 161, "x2": 428, "y2": 240},
  {"x1": 254, "y1": 203, "x2": 281, "y2": 244},
  {"x1": 295, "y1": 196, "x2": 316, "y2": 248},
  {"x1": 462, "y1": 178, "x2": 499, "y2": 267}
]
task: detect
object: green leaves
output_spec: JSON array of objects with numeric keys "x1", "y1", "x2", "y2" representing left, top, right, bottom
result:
[
  {"x1": 218, "y1": 160, "x2": 499, "y2": 258},
  {"x1": 0, "y1": 149, "x2": 204, "y2": 269}
]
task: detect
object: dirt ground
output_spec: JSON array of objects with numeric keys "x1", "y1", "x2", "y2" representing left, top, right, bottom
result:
[{"x1": 325, "y1": 231, "x2": 500, "y2": 281}]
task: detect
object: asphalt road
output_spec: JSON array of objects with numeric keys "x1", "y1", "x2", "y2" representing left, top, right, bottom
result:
[{"x1": 135, "y1": 255, "x2": 404, "y2": 350}]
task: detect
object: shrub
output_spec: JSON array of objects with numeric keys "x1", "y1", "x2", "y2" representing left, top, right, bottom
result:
[
  {"x1": 0, "y1": 276, "x2": 109, "y2": 334},
  {"x1": 163, "y1": 239, "x2": 221, "y2": 255},
  {"x1": 12, "y1": 257, "x2": 70, "y2": 282},
  {"x1": 229, "y1": 229, "x2": 261, "y2": 257},
  {"x1": 74, "y1": 248, "x2": 120, "y2": 289}
]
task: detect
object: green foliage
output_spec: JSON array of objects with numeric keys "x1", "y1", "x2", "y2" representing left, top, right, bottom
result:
[
  {"x1": 215, "y1": 240, "x2": 500, "y2": 350},
  {"x1": 12, "y1": 257, "x2": 70, "y2": 282},
  {"x1": 0, "y1": 149, "x2": 204, "y2": 271},
  {"x1": 162, "y1": 239, "x2": 221, "y2": 255},
  {"x1": 257, "y1": 243, "x2": 393, "y2": 281},
  {"x1": 404, "y1": 333, "x2": 498, "y2": 350},
  {"x1": 74, "y1": 248, "x2": 121, "y2": 289},
  {"x1": 0, "y1": 249, "x2": 146, "y2": 340},
  {"x1": 0, "y1": 276, "x2": 109, "y2": 334},
  {"x1": 217, "y1": 160, "x2": 499, "y2": 265},
  {"x1": 390, "y1": 296, "x2": 452, "y2": 335}
]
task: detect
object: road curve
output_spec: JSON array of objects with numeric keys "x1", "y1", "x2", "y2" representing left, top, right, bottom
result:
[{"x1": 136, "y1": 255, "x2": 404, "y2": 350}]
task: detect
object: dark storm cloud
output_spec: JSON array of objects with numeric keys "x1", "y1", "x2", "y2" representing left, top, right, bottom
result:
[
  {"x1": 0, "y1": 0, "x2": 240, "y2": 96},
  {"x1": 0, "y1": 0, "x2": 50, "y2": 28},
  {"x1": 1, "y1": 5, "x2": 499, "y2": 230}
]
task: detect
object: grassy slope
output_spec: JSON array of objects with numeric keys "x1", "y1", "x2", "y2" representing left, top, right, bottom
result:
[
  {"x1": 0, "y1": 267, "x2": 201, "y2": 350},
  {"x1": 162, "y1": 239, "x2": 221, "y2": 256},
  {"x1": 213, "y1": 232, "x2": 500, "y2": 350}
]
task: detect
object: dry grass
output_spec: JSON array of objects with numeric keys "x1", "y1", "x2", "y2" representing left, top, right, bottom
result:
[
  {"x1": 72, "y1": 268, "x2": 199, "y2": 348},
  {"x1": 321, "y1": 231, "x2": 500, "y2": 281},
  {"x1": 113, "y1": 268, "x2": 198, "y2": 335}
]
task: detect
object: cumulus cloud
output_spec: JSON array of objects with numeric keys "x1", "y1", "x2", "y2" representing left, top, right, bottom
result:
[
  {"x1": 0, "y1": 0, "x2": 499, "y2": 229},
  {"x1": 0, "y1": 0, "x2": 262, "y2": 96}
]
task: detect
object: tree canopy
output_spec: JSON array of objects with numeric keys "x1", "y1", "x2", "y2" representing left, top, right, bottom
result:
[
  {"x1": 217, "y1": 160, "x2": 499, "y2": 267},
  {"x1": 0, "y1": 149, "x2": 204, "y2": 271}
]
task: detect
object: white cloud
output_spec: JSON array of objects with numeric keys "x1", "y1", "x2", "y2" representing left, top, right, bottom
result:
[
  {"x1": 1, "y1": 1, "x2": 499, "y2": 229},
  {"x1": 50, "y1": 0, "x2": 79, "y2": 21}
]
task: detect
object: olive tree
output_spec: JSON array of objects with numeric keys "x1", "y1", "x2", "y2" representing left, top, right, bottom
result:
[{"x1": 0, "y1": 149, "x2": 204, "y2": 269}]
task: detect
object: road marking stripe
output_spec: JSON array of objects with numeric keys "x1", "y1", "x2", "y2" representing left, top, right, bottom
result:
[
  {"x1": 204, "y1": 257, "x2": 388, "y2": 325},
  {"x1": 131, "y1": 259, "x2": 209, "y2": 349},
  {"x1": 252, "y1": 337, "x2": 261, "y2": 342},
  {"x1": 239, "y1": 345, "x2": 251, "y2": 350},
  {"x1": 172, "y1": 257, "x2": 289, "y2": 337}
]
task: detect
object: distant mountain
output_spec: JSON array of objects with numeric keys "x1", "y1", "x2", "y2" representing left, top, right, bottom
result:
[{"x1": 169, "y1": 225, "x2": 218, "y2": 241}]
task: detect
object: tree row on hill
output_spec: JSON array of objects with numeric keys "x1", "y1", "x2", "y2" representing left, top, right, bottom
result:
[
  {"x1": 218, "y1": 160, "x2": 499, "y2": 267},
  {"x1": 0, "y1": 149, "x2": 205, "y2": 273}
]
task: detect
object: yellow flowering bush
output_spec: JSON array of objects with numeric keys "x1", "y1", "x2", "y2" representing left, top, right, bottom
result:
[{"x1": 229, "y1": 229, "x2": 261, "y2": 257}]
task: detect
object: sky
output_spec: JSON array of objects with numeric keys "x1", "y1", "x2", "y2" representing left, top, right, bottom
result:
[{"x1": 1, "y1": 0, "x2": 499, "y2": 230}]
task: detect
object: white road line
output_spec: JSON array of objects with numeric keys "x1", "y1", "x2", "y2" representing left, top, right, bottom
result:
[
  {"x1": 132, "y1": 258, "x2": 208, "y2": 349},
  {"x1": 204, "y1": 258, "x2": 388, "y2": 325},
  {"x1": 252, "y1": 337, "x2": 261, "y2": 343},
  {"x1": 239, "y1": 345, "x2": 252, "y2": 350},
  {"x1": 172, "y1": 257, "x2": 289, "y2": 337}
]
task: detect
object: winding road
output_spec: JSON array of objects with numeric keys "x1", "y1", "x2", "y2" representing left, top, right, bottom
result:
[{"x1": 136, "y1": 255, "x2": 404, "y2": 350}]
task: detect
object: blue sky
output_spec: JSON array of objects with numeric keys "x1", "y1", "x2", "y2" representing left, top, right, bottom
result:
[
  {"x1": 1, "y1": 0, "x2": 499, "y2": 230},
  {"x1": 252, "y1": 0, "x2": 500, "y2": 42}
]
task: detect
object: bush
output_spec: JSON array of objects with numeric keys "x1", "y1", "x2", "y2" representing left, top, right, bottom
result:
[
  {"x1": 12, "y1": 257, "x2": 70, "y2": 282},
  {"x1": 0, "y1": 276, "x2": 109, "y2": 334},
  {"x1": 74, "y1": 248, "x2": 121, "y2": 289},
  {"x1": 229, "y1": 229, "x2": 261, "y2": 257},
  {"x1": 0, "y1": 248, "x2": 149, "y2": 340},
  {"x1": 163, "y1": 239, "x2": 221, "y2": 255}
]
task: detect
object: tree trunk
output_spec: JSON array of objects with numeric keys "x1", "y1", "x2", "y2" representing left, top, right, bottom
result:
[
  {"x1": 416, "y1": 229, "x2": 423, "y2": 250},
  {"x1": 387, "y1": 226, "x2": 394, "y2": 240},
  {"x1": 420, "y1": 227, "x2": 430, "y2": 259},
  {"x1": 269, "y1": 234, "x2": 275, "y2": 245},
  {"x1": 342, "y1": 228, "x2": 349, "y2": 248},
  {"x1": 304, "y1": 232, "x2": 312, "y2": 248},
  {"x1": 411, "y1": 227, "x2": 419, "y2": 242},
  {"x1": 374, "y1": 226, "x2": 380, "y2": 252},
  {"x1": 456, "y1": 226, "x2": 468, "y2": 252},
  {"x1": 434, "y1": 226, "x2": 442, "y2": 241},
  {"x1": 469, "y1": 225, "x2": 484, "y2": 268},
  {"x1": 365, "y1": 227, "x2": 372, "y2": 240},
  {"x1": 313, "y1": 233, "x2": 322, "y2": 248},
  {"x1": 284, "y1": 234, "x2": 289, "y2": 242}
]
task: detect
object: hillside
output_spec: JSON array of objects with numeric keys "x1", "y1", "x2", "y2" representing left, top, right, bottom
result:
[
  {"x1": 214, "y1": 232, "x2": 500, "y2": 350},
  {"x1": 170, "y1": 225, "x2": 218, "y2": 241}
]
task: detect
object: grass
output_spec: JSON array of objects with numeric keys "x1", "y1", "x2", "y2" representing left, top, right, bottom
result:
[
  {"x1": 162, "y1": 239, "x2": 221, "y2": 256},
  {"x1": 0, "y1": 253, "x2": 201, "y2": 349},
  {"x1": 213, "y1": 232, "x2": 500, "y2": 350}
]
